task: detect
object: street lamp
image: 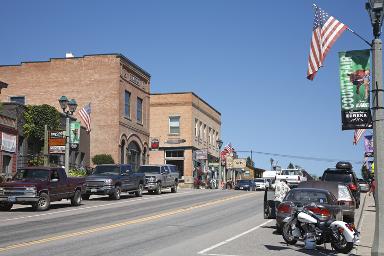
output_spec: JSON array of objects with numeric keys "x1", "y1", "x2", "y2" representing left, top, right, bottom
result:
[
  {"x1": 366, "y1": 1, "x2": 384, "y2": 255},
  {"x1": 216, "y1": 139, "x2": 223, "y2": 188},
  {"x1": 58, "y1": 96, "x2": 77, "y2": 175}
]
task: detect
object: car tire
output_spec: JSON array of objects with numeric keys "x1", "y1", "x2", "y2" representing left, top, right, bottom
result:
[
  {"x1": 0, "y1": 202, "x2": 13, "y2": 211},
  {"x1": 71, "y1": 190, "x2": 82, "y2": 206},
  {"x1": 110, "y1": 186, "x2": 121, "y2": 200},
  {"x1": 82, "y1": 194, "x2": 90, "y2": 200},
  {"x1": 171, "y1": 182, "x2": 178, "y2": 193},
  {"x1": 135, "y1": 184, "x2": 143, "y2": 197},
  {"x1": 33, "y1": 192, "x2": 50, "y2": 211},
  {"x1": 155, "y1": 182, "x2": 162, "y2": 195}
]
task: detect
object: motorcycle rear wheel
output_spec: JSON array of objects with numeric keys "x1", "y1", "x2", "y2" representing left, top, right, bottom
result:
[
  {"x1": 331, "y1": 232, "x2": 354, "y2": 254},
  {"x1": 282, "y1": 222, "x2": 298, "y2": 245}
]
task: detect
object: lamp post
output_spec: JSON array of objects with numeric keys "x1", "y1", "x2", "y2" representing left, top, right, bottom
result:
[
  {"x1": 58, "y1": 96, "x2": 78, "y2": 175},
  {"x1": 216, "y1": 139, "x2": 223, "y2": 188},
  {"x1": 366, "y1": 1, "x2": 384, "y2": 255}
]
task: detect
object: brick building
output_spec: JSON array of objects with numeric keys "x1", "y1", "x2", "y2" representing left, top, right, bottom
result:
[
  {"x1": 0, "y1": 54, "x2": 151, "y2": 170},
  {"x1": 149, "y1": 92, "x2": 221, "y2": 187}
]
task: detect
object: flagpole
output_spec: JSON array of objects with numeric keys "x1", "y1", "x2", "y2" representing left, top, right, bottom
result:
[{"x1": 346, "y1": 27, "x2": 372, "y2": 47}]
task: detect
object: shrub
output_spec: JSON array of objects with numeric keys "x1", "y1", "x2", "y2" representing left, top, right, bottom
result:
[
  {"x1": 28, "y1": 155, "x2": 44, "y2": 166},
  {"x1": 69, "y1": 168, "x2": 87, "y2": 177},
  {"x1": 92, "y1": 154, "x2": 115, "y2": 165}
]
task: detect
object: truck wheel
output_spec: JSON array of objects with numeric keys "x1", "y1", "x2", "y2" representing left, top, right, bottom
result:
[
  {"x1": 0, "y1": 202, "x2": 13, "y2": 211},
  {"x1": 110, "y1": 186, "x2": 121, "y2": 200},
  {"x1": 71, "y1": 190, "x2": 82, "y2": 206},
  {"x1": 33, "y1": 193, "x2": 50, "y2": 211},
  {"x1": 155, "y1": 182, "x2": 162, "y2": 195},
  {"x1": 82, "y1": 194, "x2": 90, "y2": 200},
  {"x1": 171, "y1": 182, "x2": 178, "y2": 193},
  {"x1": 135, "y1": 184, "x2": 143, "y2": 197}
]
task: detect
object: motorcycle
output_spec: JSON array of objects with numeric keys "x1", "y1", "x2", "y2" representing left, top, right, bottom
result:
[{"x1": 281, "y1": 203, "x2": 359, "y2": 254}]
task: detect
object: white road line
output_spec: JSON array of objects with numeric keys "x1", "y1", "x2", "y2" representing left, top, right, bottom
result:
[
  {"x1": 198, "y1": 219, "x2": 273, "y2": 255},
  {"x1": 1, "y1": 191, "x2": 194, "y2": 222}
]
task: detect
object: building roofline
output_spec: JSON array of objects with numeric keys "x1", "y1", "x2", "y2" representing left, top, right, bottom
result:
[
  {"x1": 0, "y1": 53, "x2": 151, "y2": 78},
  {"x1": 151, "y1": 92, "x2": 221, "y2": 116}
]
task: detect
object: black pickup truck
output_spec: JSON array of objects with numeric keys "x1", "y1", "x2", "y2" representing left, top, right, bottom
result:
[
  {"x1": 0, "y1": 167, "x2": 86, "y2": 211},
  {"x1": 83, "y1": 164, "x2": 145, "y2": 200}
]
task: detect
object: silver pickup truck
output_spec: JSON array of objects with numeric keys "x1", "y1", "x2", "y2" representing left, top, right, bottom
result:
[{"x1": 137, "y1": 164, "x2": 179, "y2": 194}]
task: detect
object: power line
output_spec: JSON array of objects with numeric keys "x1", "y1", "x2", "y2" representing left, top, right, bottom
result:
[{"x1": 235, "y1": 150, "x2": 363, "y2": 165}]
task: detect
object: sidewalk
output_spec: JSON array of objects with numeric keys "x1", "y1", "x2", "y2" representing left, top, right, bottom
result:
[{"x1": 356, "y1": 193, "x2": 376, "y2": 256}]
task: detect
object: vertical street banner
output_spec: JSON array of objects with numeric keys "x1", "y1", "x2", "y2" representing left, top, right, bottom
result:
[
  {"x1": 339, "y1": 50, "x2": 372, "y2": 130},
  {"x1": 364, "y1": 135, "x2": 374, "y2": 157},
  {"x1": 70, "y1": 121, "x2": 81, "y2": 150}
]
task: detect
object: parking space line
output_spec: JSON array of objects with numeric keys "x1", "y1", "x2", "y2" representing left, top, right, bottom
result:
[
  {"x1": 197, "y1": 219, "x2": 273, "y2": 255},
  {"x1": 1, "y1": 191, "x2": 194, "y2": 222}
]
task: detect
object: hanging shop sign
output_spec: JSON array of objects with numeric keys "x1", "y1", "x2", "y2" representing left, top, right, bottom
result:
[
  {"x1": 195, "y1": 149, "x2": 208, "y2": 160},
  {"x1": 150, "y1": 138, "x2": 159, "y2": 150},
  {"x1": 339, "y1": 49, "x2": 372, "y2": 130},
  {"x1": 232, "y1": 158, "x2": 247, "y2": 169},
  {"x1": 226, "y1": 156, "x2": 234, "y2": 169},
  {"x1": 1, "y1": 132, "x2": 16, "y2": 152},
  {"x1": 49, "y1": 130, "x2": 65, "y2": 154}
]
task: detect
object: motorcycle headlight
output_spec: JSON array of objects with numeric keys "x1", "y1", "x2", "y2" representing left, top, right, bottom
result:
[
  {"x1": 104, "y1": 179, "x2": 113, "y2": 185},
  {"x1": 0, "y1": 187, "x2": 4, "y2": 195}
]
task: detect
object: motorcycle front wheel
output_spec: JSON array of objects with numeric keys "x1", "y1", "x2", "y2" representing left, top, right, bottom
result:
[
  {"x1": 331, "y1": 232, "x2": 353, "y2": 254},
  {"x1": 282, "y1": 222, "x2": 298, "y2": 245}
]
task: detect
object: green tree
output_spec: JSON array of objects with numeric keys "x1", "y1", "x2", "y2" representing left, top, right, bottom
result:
[
  {"x1": 92, "y1": 154, "x2": 115, "y2": 165},
  {"x1": 246, "y1": 156, "x2": 254, "y2": 168},
  {"x1": 23, "y1": 104, "x2": 61, "y2": 153}
]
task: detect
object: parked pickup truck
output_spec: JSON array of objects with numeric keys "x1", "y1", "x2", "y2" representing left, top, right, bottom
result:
[
  {"x1": 83, "y1": 164, "x2": 145, "y2": 200},
  {"x1": 137, "y1": 164, "x2": 179, "y2": 194},
  {"x1": 275, "y1": 168, "x2": 307, "y2": 188},
  {"x1": 0, "y1": 167, "x2": 85, "y2": 211}
]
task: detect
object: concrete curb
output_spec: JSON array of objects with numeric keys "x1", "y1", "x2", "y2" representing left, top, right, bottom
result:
[{"x1": 357, "y1": 193, "x2": 368, "y2": 231}]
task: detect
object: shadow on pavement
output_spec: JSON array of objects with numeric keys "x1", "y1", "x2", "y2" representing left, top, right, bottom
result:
[{"x1": 264, "y1": 242, "x2": 356, "y2": 255}]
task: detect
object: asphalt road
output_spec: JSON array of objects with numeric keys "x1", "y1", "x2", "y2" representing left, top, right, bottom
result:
[{"x1": 0, "y1": 189, "x2": 365, "y2": 256}]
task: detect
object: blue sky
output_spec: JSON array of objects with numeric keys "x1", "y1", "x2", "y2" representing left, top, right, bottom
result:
[{"x1": 0, "y1": 0, "x2": 373, "y2": 177}]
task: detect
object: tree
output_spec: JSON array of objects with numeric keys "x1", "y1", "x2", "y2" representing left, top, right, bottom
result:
[
  {"x1": 92, "y1": 154, "x2": 115, "y2": 165},
  {"x1": 23, "y1": 104, "x2": 61, "y2": 153},
  {"x1": 246, "y1": 157, "x2": 254, "y2": 168}
]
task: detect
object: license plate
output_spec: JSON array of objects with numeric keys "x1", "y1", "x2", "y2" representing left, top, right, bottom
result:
[
  {"x1": 8, "y1": 196, "x2": 16, "y2": 202},
  {"x1": 91, "y1": 189, "x2": 97, "y2": 193}
]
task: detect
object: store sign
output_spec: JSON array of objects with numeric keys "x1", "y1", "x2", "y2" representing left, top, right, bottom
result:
[
  {"x1": 232, "y1": 158, "x2": 246, "y2": 169},
  {"x1": 226, "y1": 156, "x2": 234, "y2": 169},
  {"x1": 151, "y1": 138, "x2": 159, "y2": 150},
  {"x1": 195, "y1": 149, "x2": 208, "y2": 160},
  {"x1": 1, "y1": 132, "x2": 16, "y2": 152},
  {"x1": 165, "y1": 138, "x2": 186, "y2": 144},
  {"x1": 49, "y1": 130, "x2": 65, "y2": 154}
]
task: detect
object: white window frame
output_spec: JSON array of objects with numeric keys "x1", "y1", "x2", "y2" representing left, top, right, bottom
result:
[{"x1": 169, "y1": 116, "x2": 180, "y2": 135}]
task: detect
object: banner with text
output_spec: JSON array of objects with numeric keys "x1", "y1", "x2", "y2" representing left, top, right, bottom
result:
[{"x1": 339, "y1": 50, "x2": 372, "y2": 130}]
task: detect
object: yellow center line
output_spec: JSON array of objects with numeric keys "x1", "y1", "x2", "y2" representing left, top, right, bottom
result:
[{"x1": 0, "y1": 193, "x2": 253, "y2": 253}]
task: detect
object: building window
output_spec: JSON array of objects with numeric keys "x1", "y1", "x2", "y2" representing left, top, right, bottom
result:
[
  {"x1": 169, "y1": 116, "x2": 180, "y2": 134},
  {"x1": 10, "y1": 96, "x2": 25, "y2": 105},
  {"x1": 137, "y1": 97, "x2": 143, "y2": 123},
  {"x1": 165, "y1": 150, "x2": 184, "y2": 158},
  {"x1": 209, "y1": 127, "x2": 212, "y2": 144},
  {"x1": 203, "y1": 124, "x2": 207, "y2": 142},
  {"x1": 124, "y1": 91, "x2": 131, "y2": 118},
  {"x1": 199, "y1": 122, "x2": 203, "y2": 139},
  {"x1": 195, "y1": 119, "x2": 199, "y2": 138}
]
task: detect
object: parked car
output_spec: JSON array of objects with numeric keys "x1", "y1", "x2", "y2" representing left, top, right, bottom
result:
[
  {"x1": 254, "y1": 178, "x2": 269, "y2": 190},
  {"x1": 234, "y1": 180, "x2": 256, "y2": 191},
  {"x1": 84, "y1": 164, "x2": 145, "y2": 200},
  {"x1": 358, "y1": 179, "x2": 370, "y2": 193},
  {"x1": 275, "y1": 187, "x2": 343, "y2": 233},
  {"x1": 137, "y1": 165, "x2": 179, "y2": 194},
  {"x1": 321, "y1": 161, "x2": 361, "y2": 208},
  {"x1": 275, "y1": 168, "x2": 307, "y2": 188},
  {"x1": 298, "y1": 181, "x2": 356, "y2": 223},
  {"x1": 0, "y1": 167, "x2": 85, "y2": 211}
]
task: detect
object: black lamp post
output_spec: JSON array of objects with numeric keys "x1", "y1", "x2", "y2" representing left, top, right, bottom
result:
[
  {"x1": 216, "y1": 139, "x2": 223, "y2": 187},
  {"x1": 58, "y1": 96, "x2": 77, "y2": 174}
]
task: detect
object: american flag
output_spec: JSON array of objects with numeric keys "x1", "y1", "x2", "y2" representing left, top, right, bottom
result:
[
  {"x1": 353, "y1": 129, "x2": 365, "y2": 145},
  {"x1": 79, "y1": 103, "x2": 91, "y2": 132},
  {"x1": 224, "y1": 143, "x2": 234, "y2": 154},
  {"x1": 307, "y1": 5, "x2": 348, "y2": 80}
]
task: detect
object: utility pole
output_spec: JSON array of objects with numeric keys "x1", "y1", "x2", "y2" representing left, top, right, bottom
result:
[{"x1": 367, "y1": 1, "x2": 384, "y2": 255}]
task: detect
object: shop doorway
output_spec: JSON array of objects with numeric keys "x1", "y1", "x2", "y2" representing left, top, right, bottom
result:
[{"x1": 165, "y1": 160, "x2": 184, "y2": 178}]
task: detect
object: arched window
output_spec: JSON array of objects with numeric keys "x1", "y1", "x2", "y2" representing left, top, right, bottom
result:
[{"x1": 127, "y1": 141, "x2": 141, "y2": 171}]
